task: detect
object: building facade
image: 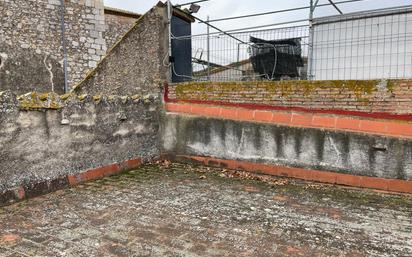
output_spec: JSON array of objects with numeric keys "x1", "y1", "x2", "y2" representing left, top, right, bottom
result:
[
  {"x1": 0, "y1": 0, "x2": 139, "y2": 94},
  {"x1": 311, "y1": 6, "x2": 412, "y2": 80}
]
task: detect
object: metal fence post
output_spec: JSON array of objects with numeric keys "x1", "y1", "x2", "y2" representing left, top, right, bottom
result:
[
  {"x1": 60, "y1": 0, "x2": 68, "y2": 92},
  {"x1": 308, "y1": 0, "x2": 315, "y2": 80},
  {"x1": 167, "y1": 0, "x2": 173, "y2": 83},
  {"x1": 207, "y1": 15, "x2": 210, "y2": 80}
]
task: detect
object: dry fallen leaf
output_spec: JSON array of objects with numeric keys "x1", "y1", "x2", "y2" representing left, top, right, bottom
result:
[{"x1": 304, "y1": 184, "x2": 323, "y2": 190}]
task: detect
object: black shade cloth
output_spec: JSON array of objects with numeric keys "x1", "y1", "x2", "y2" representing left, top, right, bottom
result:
[{"x1": 249, "y1": 36, "x2": 303, "y2": 80}]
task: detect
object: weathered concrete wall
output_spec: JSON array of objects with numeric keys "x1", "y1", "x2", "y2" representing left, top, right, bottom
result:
[
  {"x1": 0, "y1": 91, "x2": 160, "y2": 193},
  {"x1": 104, "y1": 7, "x2": 140, "y2": 50},
  {"x1": 0, "y1": 0, "x2": 107, "y2": 93},
  {"x1": 74, "y1": 4, "x2": 169, "y2": 96},
  {"x1": 162, "y1": 113, "x2": 412, "y2": 181}
]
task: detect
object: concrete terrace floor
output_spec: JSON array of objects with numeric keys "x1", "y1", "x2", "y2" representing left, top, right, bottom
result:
[{"x1": 0, "y1": 163, "x2": 411, "y2": 257}]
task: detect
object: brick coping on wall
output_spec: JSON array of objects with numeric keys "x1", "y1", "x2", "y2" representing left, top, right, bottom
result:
[
  {"x1": 165, "y1": 102, "x2": 412, "y2": 139},
  {"x1": 175, "y1": 155, "x2": 412, "y2": 194},
  {"x1": 164, "y1": 80, "x2": 412, "y2": 121},
  {"x1": 164, "y1": 82, "x2": 412, "y2": 122},
  {"x1": 0, "y1": 158, "x2": 144, "y2": 207}
]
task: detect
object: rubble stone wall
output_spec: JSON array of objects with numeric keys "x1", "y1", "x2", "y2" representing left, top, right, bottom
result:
[
  {"x1": 104, "y1": 9, "x2": 140, "y2": 50},
  {"x1": 75, "y1": 4, "x2": 169, "y2": 96},
  {"x1": 0, "y1": 0, "x2": 107, "y2": 93}
]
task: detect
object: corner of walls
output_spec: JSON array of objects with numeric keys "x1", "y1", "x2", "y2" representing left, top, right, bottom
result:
[
  {"x1": 72, "y1": 4, "x2": 168, "y2": 97},
  {"x1": 0, "y1": 90, "x2": 162, "y2": 202}
]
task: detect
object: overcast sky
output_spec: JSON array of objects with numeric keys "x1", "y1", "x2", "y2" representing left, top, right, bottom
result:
[{"x1": 104, "y1": 0, "x2": 412, "y2": 34}]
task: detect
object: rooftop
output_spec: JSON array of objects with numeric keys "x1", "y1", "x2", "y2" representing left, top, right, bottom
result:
[{"x1": 0, "y1": 162, "x2": 411, "y2": 256}]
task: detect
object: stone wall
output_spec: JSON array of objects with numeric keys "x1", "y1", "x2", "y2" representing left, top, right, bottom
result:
[
  {"x1": 0, "y1": 0, "x2": 107, "y2": 93},
  {"x1": 168, "y1": 80, "x2": 412, "y2": 115},
  {"x1": 104, "y1": 7, "x2": 140, "y2": 50},
  {"x1": 0, "y1": 90, "x2": 160, "y2": 194},
  {"x1": 74, "y1": 3, "x2": 169, "y2": 96}
]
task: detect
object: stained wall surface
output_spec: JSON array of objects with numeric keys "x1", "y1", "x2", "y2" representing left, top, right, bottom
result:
[
  {"x1": 0, "y1": 0, "x2": 108, "y2": 93},
  {"x1": 162, "y1": 113, "x2": 412, "y2": 181},
  {"x1": 0, "y1": 91, "x2": 160, "y2": 193}
]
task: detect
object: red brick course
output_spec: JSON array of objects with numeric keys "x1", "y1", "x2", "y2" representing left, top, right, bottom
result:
[
  {"x1": 1, "y1": 158, "x2": 144, "y2": 207},
  {"x1": 67, "y1": 164, "x2": 122, "y2": 186},
  {"x1": 178, "y1": 155, "x2": 412, "y2": 194},
  {"x1": 165, "y1": 103, "x2": 412, "y2": 139},
  {"x1": 67, "y1": 158, "x2": 143, "y2": 186}
]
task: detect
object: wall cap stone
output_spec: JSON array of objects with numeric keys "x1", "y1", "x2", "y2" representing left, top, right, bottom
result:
[{"x1": 8, "y1": 91, "x2": 159, "y2": 111}]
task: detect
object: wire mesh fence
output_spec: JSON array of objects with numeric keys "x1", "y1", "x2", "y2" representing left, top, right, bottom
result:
[
  {"x1": 171, "y1": 25, "x2": 310, "y2": 82},
  {"x1": 310, "y1": 6, "x2": 412, "y2": 80},
  {"x1": 170, "y1": 5, "x2": 412, "y2": 82}
]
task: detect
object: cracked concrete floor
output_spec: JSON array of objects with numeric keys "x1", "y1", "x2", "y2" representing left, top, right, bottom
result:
[{"x1": 0, "y1": 163, "x2": 411, "y2": 257}]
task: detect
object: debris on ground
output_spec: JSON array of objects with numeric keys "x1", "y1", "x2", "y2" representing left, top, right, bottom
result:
[
  {"x1": 153, "y1": 159, "x2": 172, "y2": 168},
  {"x1": 0, "y1": 163, "x2": 411, "y2": 257},
  {"x1": 180, "y1": 163, "x2": 291, "y2": 187}
]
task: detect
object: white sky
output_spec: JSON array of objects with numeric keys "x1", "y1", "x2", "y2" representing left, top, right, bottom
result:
[{"x1": 104, "y1": 0, "x2": 412, "y2": 34}]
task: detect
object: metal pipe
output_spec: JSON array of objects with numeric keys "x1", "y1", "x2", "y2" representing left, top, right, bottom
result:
[
  {"x1": 175, "y1": 0, "x2": 210, "y2": 8},
  {"x1": 328, "y1": 0, "x2": 344, "y2": 14},
  {"x1": 237, "y1": 43, "x2": 241, "y2": 64},
  {"x1": 308, "y1": 0, "x2": 315, "y2": 80},
  {"x1": 207, "y1": 15, "x2": 210, "y2": 80},
  {"x1": 185, "y1": 19, "x2": 309, "y2": 38},
  {"x1": 182, "y1": 24, "x2": 309, "y2": 39},
  {"x1": 192, "y1": 14, "x2": 246, "y2": 44},
  {"x1": 59, "y1": 0, "x2": 68, "y2": 93},
  {"x1": 167, "y1": 0, "x2": 173, "y2": 82},
  {"x1": 203, "y1": 0, "x2": 365, "y2": 23}
]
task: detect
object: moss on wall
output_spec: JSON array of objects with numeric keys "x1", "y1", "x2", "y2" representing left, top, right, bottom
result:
[
  {"x1": 17, "y1": 92, "x2": 63, "y2": 110},
  {"x1": 12, "y1": 91, "x2": 157, "y2": 111},
  {"x1": 174, "y1": 80, "x2": 396, "y2": 103}
]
